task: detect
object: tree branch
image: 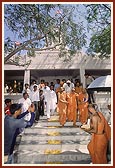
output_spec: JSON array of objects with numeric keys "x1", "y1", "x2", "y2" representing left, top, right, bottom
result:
[
  {"x1": 103, "y1": 4, "x2": 111, "y2": 12},
  {"x1": 23, "y1": 43, "x2": 62, "y2": 51},
  {"x1": 4, "y1": 34, "x2": 48, "y2": 63},
  {"x1": 5, "y1": 59, "x2": 31, "y2": 67}
]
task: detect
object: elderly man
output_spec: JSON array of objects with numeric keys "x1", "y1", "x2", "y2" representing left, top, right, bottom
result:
[{"x1": 63, "y1": 80, "x2": 74, "y2": 93}]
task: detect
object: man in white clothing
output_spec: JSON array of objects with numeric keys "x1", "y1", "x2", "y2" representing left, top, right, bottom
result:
[
  {"x1": 49, "y1": 85, "x2": 57, "y2": 116},
  {"x1": 18, "y1": 92, "x2": 32, "y2": 121},
  {"x1": 22, "y1": 83, "x2": 31, "y2": 98},
  {"x1": 43, "y1": 82, "x2": 50, "y2": 120},
  {"x1": 30, "y1": 84, "x2": 40, "y2": 122},
  {"x1": 63, "y1": 80, "x2": 74, "y2": 93},
  {"x1": 30, "y1": 80, "x2": 36, "y2": 91}
]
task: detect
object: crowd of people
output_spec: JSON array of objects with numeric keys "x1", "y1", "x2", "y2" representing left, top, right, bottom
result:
[
  {"x1": 4, "y1": 80, "x2": 23, "y2": 94},
  {"x1": 4, "y1": 76, "x2": 111, "y2": 164},
  {"x1": 20, "y1": 78, "x2": 93, "y2": 125}
]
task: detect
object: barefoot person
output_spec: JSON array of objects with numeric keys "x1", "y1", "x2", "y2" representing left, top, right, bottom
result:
[
  {"x1": 58, "y1": 87, "x2": 68, "y2": 127},
  {"x1": 83, "y1": 104, "x2": 111, "y2": 164}
]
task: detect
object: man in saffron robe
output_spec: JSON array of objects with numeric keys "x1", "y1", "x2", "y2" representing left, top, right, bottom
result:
[
  {"x1": 57, "y1": 87, "x2": 68, "y2": 126},
  {"x1": 77, "y1": 88, "x2": 89, "y2": 124},
  {"x1": 84, "y1": 104, "x2": 111, "y2": 164},
  {"x1": 75, "y1": 82, "x2": 83, "y2": 94},
  {"x1": 66, "y1": 88, "x2": 78, "y2": 126}
]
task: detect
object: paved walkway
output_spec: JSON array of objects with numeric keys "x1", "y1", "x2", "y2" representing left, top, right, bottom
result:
[
  {"x1": 14, "y1": 113, "x2": 92, "y2": 165},
  {"x1": 4, "y1": 92, "x2": 111, "y2": 165}
]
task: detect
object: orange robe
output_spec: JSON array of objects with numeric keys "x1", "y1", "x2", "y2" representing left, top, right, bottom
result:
[
  {"x1": 78, "y1": 93, "x2": 88, "y2": 124},
  {"x1": 66, "y1": 92, "x2": 78, "y2": 125},
  {"x1": 58, "y1": 92, "x2": 67, "y2": 126},
  {"x1": 75, "y1": 86, "x2": 83, "y2": 94},
  {"x1": 88, "y1": 112, "x2": 111, "y2": 164}
]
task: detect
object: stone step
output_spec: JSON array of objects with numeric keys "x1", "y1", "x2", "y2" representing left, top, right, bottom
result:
[
  {"x1": 18, "y1": 141, "x2": 90, "y2": 151},
  {"x1": 20, "y1": 134, "x2": 90, "y2": 141},
  {"x1": 16, "y1": 151, "x2": 91, "y2": 164},
  {"x1": 15, "y1": 115, "x2": 92, "y2": 164},
  {"x1": 32, "y1": 120, "x2": 82, "y2": 128},
  {"x1": 19, "y1": 139, "x2": 90, "y2": 148},
  {"x1": 24, "y1": 126, "x2": 86, "y2": 134}
]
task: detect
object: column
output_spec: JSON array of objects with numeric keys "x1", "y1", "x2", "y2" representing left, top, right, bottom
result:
[
  {"x1": 24, "y1": 69, "x2": 30, "y2": 86},
  {"x1": 80, "y1": 67, "x2": 85, "y2": 88}
]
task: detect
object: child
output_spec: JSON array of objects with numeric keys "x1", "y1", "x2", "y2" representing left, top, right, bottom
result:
[{"x1": 4, "y1": 99, "x2": 12, "y2": 115}]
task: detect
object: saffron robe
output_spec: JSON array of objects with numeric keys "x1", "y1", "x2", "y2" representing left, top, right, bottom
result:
[
  {"x1": 78, "y1": 92, "x2": 88, "y2": 124},
  {"x1": 58, "y1": 91, "x2": 67, "y2": 126},
  {"x1": 87, "y1": 112, "x2": 111, "y2": 164},
  {"x1": 66, "y1": 92, "x2": 78, "y2": 124}
]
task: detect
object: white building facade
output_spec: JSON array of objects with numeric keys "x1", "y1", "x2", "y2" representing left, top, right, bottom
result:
[{"x1": 4, "y1": 49, "x2": 111, "y2": 88}]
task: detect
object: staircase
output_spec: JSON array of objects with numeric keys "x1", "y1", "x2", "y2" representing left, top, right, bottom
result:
[{"x1": 14, "y1": 114, "x2": 91, "y2": 165}]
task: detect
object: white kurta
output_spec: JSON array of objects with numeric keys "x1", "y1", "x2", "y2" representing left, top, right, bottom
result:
[
  {"x1": 63, "y1": 83, "x2": 74, "y2": 93},
  {"x1": 30, "y1": 90, "x2": 40, "y2": 102},
  {"x1": 43, "y1": 86, "x2": 50, "y2": 103},
  {"x1": 43, "y1": 86, "x2": 50, "y2": 118},
  {"x1": 49, "y1": 90, "x2": 57, "y2": 110},
  {"x1": 18, "y1": 97, "x2": 32, "y2": 121}
]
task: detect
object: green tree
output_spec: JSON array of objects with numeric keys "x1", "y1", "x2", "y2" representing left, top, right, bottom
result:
[
  {"x1": 4, "y1": 4, "x2": 87, "y2": 65},
  {"x1": 4, "y1": 4, "x2": 111, "y2": 66},
  {"x1": 85, "y1": 4, "x2": 111, "y2": 58}
]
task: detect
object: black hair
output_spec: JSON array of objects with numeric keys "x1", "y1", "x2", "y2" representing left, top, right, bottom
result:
[
  {"x1": 25, "y1": 83, "x2": 29, "y2": 86},
  {"x1": 4, "y1": 99, "x2": 11, "y2": 104},
  {"x1": 10, "y1": 103, "x2": 22, "y2": 114},
  {"x1": 23, "y1": 92, "x2": 28, "y2": 96}
]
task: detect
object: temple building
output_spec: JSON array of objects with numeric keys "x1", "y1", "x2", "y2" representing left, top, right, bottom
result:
[{"x1": 4, "y1": 49, "x2": 111, "y2": 88}]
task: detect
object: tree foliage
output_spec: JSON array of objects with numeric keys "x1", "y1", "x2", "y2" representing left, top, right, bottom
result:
[
  {"x1": 4, "y1": 4, "x2": 87, "y2": 64},
  {"x1": 4, "y1": 4, "x2": 112, "y2": 65},
  {"x1": 85, "y1": 4, "x2": 111, "y2": 58}
]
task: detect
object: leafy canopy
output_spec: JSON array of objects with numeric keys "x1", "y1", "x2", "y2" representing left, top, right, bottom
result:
[
  {"x1": 4, "y1": 3, "x2": 111, "y2": 65},
  {"x1": 85, "y1": 4, "x2": 111, "y2": 58},
  {"x1": 4, "y1": 4, "x2": 87, "y2": 64}
]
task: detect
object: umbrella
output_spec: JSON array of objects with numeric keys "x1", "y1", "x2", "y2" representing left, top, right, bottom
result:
[{"x1": 87, "y1": 75, "x2": 111, "y2": 92}]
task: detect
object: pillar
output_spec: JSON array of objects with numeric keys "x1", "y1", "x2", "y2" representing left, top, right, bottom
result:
[
  {"x1": 80, "y1": 67, "x2": 85, "y2": 88},
  {"x1": 23, "y1": 69, "x2": 30, "y2": 86}
]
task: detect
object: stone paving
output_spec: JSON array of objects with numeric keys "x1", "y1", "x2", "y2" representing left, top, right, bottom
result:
[
  {"x1": 14, "y1": 114, "x2": 92, "y2": 165},
  {"x1": 4, "y1": 92, "x2": 111, "y2": 165}
]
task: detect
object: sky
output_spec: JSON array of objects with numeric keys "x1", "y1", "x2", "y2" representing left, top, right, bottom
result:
[
  {"x1": 3, "y1": 2, "x2": 112, "y2": 56},
  {"x1": 3, "y1": 3, "x2": 92, "y2": 55}
]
